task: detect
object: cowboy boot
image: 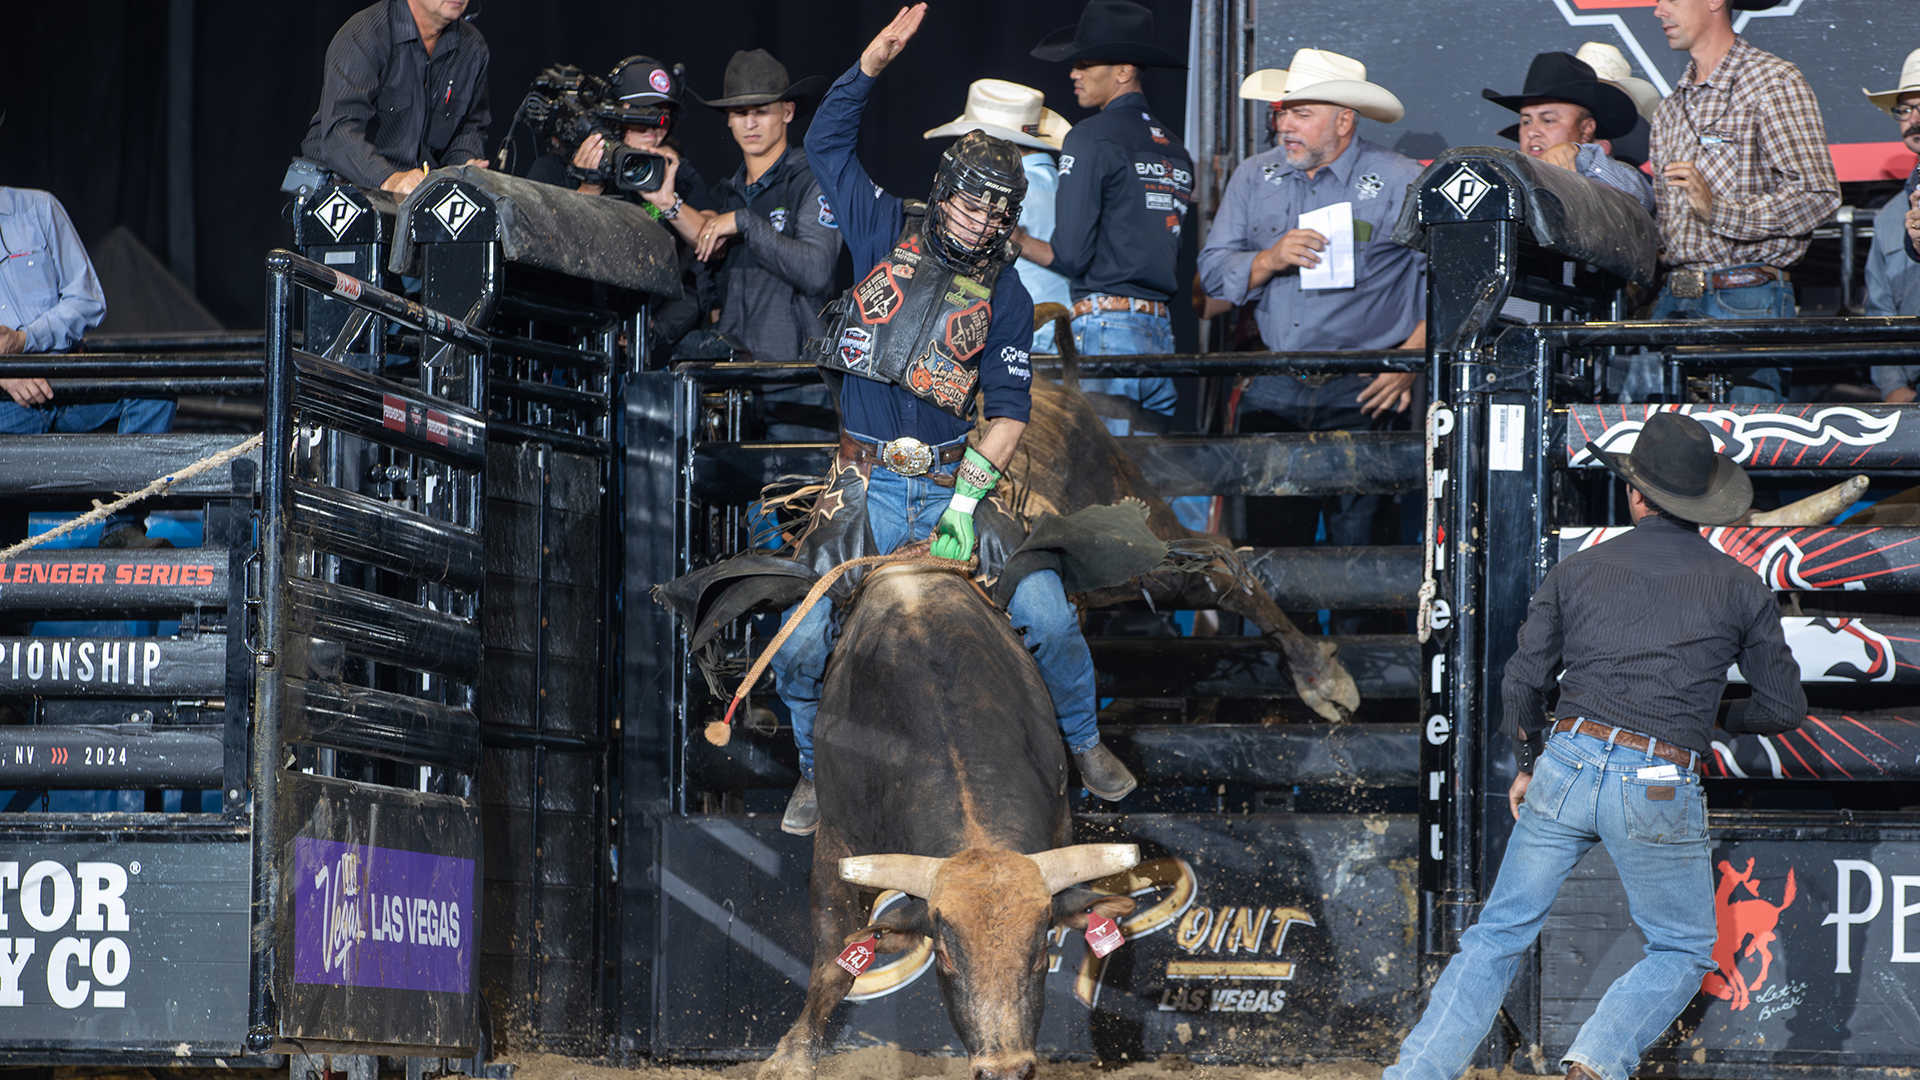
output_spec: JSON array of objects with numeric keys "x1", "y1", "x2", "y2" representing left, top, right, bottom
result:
[
  {"x1": 781, "y1": 778, "x2": 818, "y2": 836},
  {"x1": 1074, "y1": 742, "x2": 1137, "y2": 801},
  {"x1": 1565, "y1": 1063, "x2": 1601, "y2": 1080}
]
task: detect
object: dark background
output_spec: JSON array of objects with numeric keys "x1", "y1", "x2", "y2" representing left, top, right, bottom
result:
[{"x1": 1, "y1": 1, "x2": 1194, "y2": 332}]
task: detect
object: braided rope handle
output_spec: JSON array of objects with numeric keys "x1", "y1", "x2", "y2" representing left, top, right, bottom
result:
[{"x1": 704, "y1": 550, "x2": 974, "y2": 746}]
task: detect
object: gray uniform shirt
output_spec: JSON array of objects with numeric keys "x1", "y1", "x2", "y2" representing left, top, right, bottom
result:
[
  {"x1": 1198, "y1": 137, "x2": 1426, "y2": 351},
  {"x1": 1867, "y1": 192, "x2": 1920, "y2": 396}
]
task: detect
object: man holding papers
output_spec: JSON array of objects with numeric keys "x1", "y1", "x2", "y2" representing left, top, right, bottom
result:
[{"x1": 1197, "y1": 48, "x2": 1426, "y2": 633}]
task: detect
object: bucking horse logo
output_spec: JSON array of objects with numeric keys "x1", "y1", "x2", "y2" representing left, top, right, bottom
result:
[
  {"x1": 1570, "y1": 406, "x2": 1902, "y2": 467},
  {"x1": 1702, "y1": 858, "x2": 1797, "y2": 1011}
]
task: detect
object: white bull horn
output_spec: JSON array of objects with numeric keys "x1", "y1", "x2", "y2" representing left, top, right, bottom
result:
[
  {"x1": 839, "y1": 853, "x2": 943, "y2": 898},
  {"x1": 1748, "y1": 475, "x2": 1869, "y2": 527},
  {"x1": 1028, "y1": 844, "x2": 1141, "y2": 895}
]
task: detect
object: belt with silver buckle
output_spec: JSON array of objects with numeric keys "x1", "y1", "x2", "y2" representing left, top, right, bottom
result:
[
  {"x1": 1666, "y1": 264, "x2": 1786, "y2": 300},
  {"x1": 837, "y1": 432, "x2": 966, "y2": 477}
]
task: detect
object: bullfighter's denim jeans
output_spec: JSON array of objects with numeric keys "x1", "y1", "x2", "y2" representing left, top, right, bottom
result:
[
  {"x1": 1382, "y1": 729, "x2": 1717, "y2": 1080},
  {"x1": 771, "y1": 457, "x2": 1100, "y2": 779}
]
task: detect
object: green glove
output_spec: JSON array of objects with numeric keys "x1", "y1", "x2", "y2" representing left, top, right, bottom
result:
[{"x1": 930, "y1": 447, "x2": 1001, "y2": 562}]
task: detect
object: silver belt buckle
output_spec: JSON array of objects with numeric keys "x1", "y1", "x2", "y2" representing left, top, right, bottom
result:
[
  {"x1": 1670, "y1": 268, "x2": 1707, "y2": 299},
  {"x1": 879, "y1": 437, "x2": 934, "y2": 476}
]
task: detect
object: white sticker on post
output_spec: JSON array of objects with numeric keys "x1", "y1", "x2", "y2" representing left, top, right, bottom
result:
[{"x1": 1489, "y1": 403, "x2": 1526, "y2": 472}]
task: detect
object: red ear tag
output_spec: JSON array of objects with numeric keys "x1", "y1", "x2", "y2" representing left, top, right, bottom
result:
[
  {"x1": 836, "y1": 936, "x2": 878, "y2": 976},
  {"x1": 1085, "y1": 913, "x2": 1125, "y2": 958}
]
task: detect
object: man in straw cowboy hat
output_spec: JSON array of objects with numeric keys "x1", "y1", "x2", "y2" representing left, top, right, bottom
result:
[
  {"x1": 767, "y1": 4, "x2": 1138, "y2": 834},
  {"x1": 925, "y1": 79, "x2": 1073, "y2": 354},
  {"x1": 1383, "y1": 410, "x2": 1804, "y2": 1080},
  {"x1": 1573, "y1": 41, "x2": 1662, "y2": 168},
  {"x1": 1018, "y1": 0, "x2": 1194, "y2": 456},
  {"x1": 1647, "y1": 0, "x2": 1838, "y2": 403},
  {"x1": 1197, "y1": 48, "x2": 1425, "y2": 634},
  {"x1": 693, "y1": 48, "x2": 843, "y2": 440},
  {"x1": 1483, "y1": 51, "x2": 1653, "y2": 212},
  {"x1": 1862, "y1": 47, "x2": 1920, "y2": 403}
]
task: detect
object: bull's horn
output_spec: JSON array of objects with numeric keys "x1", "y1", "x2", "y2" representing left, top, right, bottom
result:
[
  {"x1": 839, "y1": 854, "x2": 943, "y2": 898},
  {"x1": 1748, "y1": 475, "x2": 1869, "y2": 527},
  {"x1": 1028, "y1": 844, "x2": 1141, "y2": 895}
]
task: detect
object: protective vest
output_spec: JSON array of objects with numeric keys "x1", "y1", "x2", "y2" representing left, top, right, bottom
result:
[{"x1": 810, "y1": 211, "x2": 1007, "y2": 420}]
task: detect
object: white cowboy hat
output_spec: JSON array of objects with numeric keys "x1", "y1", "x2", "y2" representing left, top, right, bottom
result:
[
  {"x1": 923, "y1": 79, "x2": 1071, "y2": 152},
  {"x1": 1236, "y1": 49, "x2": 1403, "y2": 124},
  {"x1": 1576, "y1": 42, "x2": 1662, "y2": 120},
  {"x1": 1863, "y1": 48, "x2": 1920, "y2": 114}
]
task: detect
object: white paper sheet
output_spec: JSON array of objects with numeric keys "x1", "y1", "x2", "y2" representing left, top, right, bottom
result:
[{"x1": 1299, "y1": 201, "x2": 1355, "y2": 291}]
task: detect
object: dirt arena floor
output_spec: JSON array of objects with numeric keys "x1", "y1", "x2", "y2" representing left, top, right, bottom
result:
[{"x1": 501, "y1": 1049, "x2": 1522, "y2": 1080}]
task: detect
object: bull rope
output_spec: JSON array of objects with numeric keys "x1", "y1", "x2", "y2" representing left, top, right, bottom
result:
[
  {"x1": 0, "y1": 433, "x2": 264, "y2": 561},
  {"x1": 704, "y1": 549, "x2": 974, "y2": 747},
  {"x1": 1416, "y1": 401, "x2": 1442, "y2": 645}
]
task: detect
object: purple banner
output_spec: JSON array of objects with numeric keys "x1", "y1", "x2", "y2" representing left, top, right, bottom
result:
[{"x1": 291, "y1": 836, "x2": 474, "y2": 994}]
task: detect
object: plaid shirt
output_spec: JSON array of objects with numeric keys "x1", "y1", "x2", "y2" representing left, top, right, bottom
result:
[{"x1": 1648, "y1": 36, "x2": 1839, "y2": 271}]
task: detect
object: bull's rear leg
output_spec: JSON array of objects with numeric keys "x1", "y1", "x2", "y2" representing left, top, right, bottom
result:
[
  {"x1": 759, "y1": 831, "x2": 867, "y2": 1080},
  {"x1": 1082, "y1": 564, "x2": 1359, "y2": 722}
]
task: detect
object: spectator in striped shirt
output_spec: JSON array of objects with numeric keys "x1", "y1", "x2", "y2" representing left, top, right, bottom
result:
[{"x1": 1646, "y1": 0, "x2": 1839, "y2": 403}]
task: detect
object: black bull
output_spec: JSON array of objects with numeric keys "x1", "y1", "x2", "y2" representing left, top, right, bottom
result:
[{"x1": 761, "y1": 563, "x2": 1140, "y2": 1080}]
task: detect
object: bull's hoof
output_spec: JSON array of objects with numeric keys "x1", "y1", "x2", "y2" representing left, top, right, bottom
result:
[
  {"x1": 1292, "y1": 639, "x2": 1359, "y2": 723},
  {"x1": 755, "y1": 1050, "x2": 816, "y2": 1080}
]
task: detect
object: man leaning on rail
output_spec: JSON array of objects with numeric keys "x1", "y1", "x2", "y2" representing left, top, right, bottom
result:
[
  {"x1": 1862, "y1": 47, "x2": 1920, "y2": 404},
  {"x1": 1380, "y1": 411, "x2": 1805, "y2": 1080}
]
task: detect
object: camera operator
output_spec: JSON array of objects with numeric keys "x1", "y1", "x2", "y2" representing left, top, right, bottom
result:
[{"x1": 524, "y1": 56, "x2": 716, "y2": 355}]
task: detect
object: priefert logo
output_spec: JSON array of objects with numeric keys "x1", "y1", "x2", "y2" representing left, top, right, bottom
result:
[{"x1": 0, "y1": 860, "x2": 134, "y2": 1009}]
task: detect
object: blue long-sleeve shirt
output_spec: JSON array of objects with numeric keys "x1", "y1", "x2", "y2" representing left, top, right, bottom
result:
[
  {"x1": 805, "y1": 64, "x2": 1033, "y2": 444},
  {"x1": 0, "y1": 188, "x2": 105, "y2": 353}
]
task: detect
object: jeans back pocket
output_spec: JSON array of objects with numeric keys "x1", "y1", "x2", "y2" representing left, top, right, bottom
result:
[
  {"x1": 1522, "y1": 752, "x2": 1579, "y2": 821},
  {"x1": 1621, "y1": 776, "x2": 1707, "y2": 844}
]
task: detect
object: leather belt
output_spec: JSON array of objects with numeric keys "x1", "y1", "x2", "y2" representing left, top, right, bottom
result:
[
  {"x1": 1664, "y1": 264, "x2": 1789, "y2": 299},
  {"x1": 1071, "y1": 294, "x2": 1170, "y2": 320},
  {"x1": 1553, "y1": 718, "x2": 1700, "y2": 773},
  {"x1": 838, "y1": 432, "x2": 966, "y2": 478}
]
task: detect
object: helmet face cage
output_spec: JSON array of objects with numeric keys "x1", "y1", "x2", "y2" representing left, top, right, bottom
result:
[{"x1": 925, "y1": 132, "x2": 1027, "y2": 270}]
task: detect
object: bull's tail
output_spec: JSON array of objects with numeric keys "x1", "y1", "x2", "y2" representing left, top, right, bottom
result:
[{"x1": 1033, "y1": 302, "x2": 1078, "y2": 388}]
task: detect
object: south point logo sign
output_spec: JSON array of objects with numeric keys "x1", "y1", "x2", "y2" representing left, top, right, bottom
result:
[
  {"x1": 0, "y1": 860, "x2": 136, "y2": 1009},
  {"x1": 1549, "y1": 0, "x2": 1806, "y2": 97}
]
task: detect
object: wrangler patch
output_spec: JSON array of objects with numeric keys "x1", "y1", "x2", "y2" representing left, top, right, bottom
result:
[
  {"x1": 1647, "y1": 786, "x2": 1676, "y2": 801},
  {"x1": 943, "y1": 301, "x2": 992, "y2": 361},
  {"x1": 856, "y1": 264, "x2": 906, "y2": 324}
]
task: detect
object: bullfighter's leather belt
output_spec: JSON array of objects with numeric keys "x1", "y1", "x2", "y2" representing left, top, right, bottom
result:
[
  {"x1": 1070, "y1": 294, "x2": 1170, "y2": 320},
  {"x1": 1553, "y1": 718, "x2": 1701, "y2": 772},
  {"x1": 1664, "y1": 264, "x2": 1789, "y2": 299},
  {"x1": 838, "y1": 431, "x2": 966, "y2": 478}
]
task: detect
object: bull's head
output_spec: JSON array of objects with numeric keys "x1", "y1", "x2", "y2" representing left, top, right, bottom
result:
[{"x1": 840, "y1": 844, "x2": 1140, "y2": 1080}]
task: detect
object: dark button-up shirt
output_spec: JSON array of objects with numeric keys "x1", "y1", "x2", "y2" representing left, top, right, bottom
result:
[
  {"x1": 710, "y1": 145, "x2": 842, "y2": 366},
  {"x1": 1502, "y1": 513, "x2": 1806, "y2": 758},
  {"x1": 0, "y1": 188, "x2": 105, "y2": 352},
  {"x1": 1648, "y1": 35, "x2": 1839, "y2": 271},
  {"x1": 299, "y1": 0, "x2": 492, "y2": 191},
  {"x1": 1052, "y1": 92, "x2": 1194, "y2": 302},
  {"x1": 807, "y1": 64, "x2": 1033, "y2": 444},
  {"x1": 1198, "y1": 137, "x2": 1425, "y2": 352}
]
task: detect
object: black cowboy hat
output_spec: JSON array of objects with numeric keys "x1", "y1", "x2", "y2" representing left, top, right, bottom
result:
[
  {"x1": 696, "y1": 49, "x2": 824, "y2": 109},
  {"x1": 1031, "y1": 0, "x2": 1186, "y2": 70},
  {"x1": 1588, "y1": 412, "x2": 1753, "y2": 525},
  {"x1": 1496, "y1": 113, "x2": 1649, "y2": 167},
  {"x1": 1483, "y1": 52, "x2": 1637, "y2": 142}
]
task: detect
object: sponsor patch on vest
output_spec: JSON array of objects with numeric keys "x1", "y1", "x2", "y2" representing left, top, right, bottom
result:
[
  {"x1": 837, "y1": 325, "x2": 874, "y2": 372},
  {"x1": 855, "y1": 265, "x2": 906, "y2": 324},
  {"x1": 908, "y1": 346, "x2": 977, "y2": 412},
  {"x1": 942, "y1": 300, "x2": 992, "y2": 361}
]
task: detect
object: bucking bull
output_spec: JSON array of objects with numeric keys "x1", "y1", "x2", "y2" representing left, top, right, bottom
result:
[{"x1": 655, "y1": 365, "x2": 1364, "y2": 1077}]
